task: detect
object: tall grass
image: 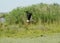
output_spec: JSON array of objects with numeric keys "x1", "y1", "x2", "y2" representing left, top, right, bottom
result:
[
  {"x1": 0, "y1": 3, "x2": 60, "y2": 38},
  {"x1": 4, "y1": 3, "x2": 60, "y2": 25}
]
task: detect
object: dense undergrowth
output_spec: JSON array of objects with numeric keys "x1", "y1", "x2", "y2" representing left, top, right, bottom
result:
[{"x1": 0, "y1": 3, "x2": 60, "y2": 38}]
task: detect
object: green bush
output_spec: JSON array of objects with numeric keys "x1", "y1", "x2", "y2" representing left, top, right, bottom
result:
[{"x1": 5, "y1": 3, "x2": 60, "y2": 24}]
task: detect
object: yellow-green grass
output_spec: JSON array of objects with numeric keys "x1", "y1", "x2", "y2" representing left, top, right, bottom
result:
[{"x1": 0, "y1": 22, "x2": 60, "y2": 38}]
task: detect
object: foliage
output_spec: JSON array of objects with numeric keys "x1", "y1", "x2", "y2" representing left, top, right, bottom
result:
[
  {"x1": 0, "y1": 3, "x2": 60, "y2": 38},
  {"x1": 4, "y1": 3, "x2": 60, "y2": 24}
]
